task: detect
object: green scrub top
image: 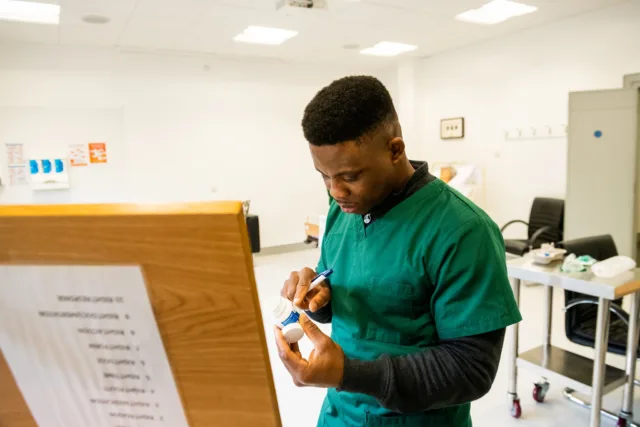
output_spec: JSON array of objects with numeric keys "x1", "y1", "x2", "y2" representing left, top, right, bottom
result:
[{"x1": 316, "y1": 178, "x2": 521, "y2": 427}]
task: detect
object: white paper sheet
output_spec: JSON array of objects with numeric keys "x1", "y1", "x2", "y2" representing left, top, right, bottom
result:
[
  {"x1": 6, "y1": 142, "x2": 25, "y2": 165},
  {"x1": 0, "y1": 266, "x2": 190, "y2": 427},
  {"x1": 8, "y1": 165, "x2": 29, "y2": 186}
]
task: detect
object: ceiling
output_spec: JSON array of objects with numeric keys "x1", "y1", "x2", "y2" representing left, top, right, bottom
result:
[{"x1": 0, "y1": 0, "x2": 630, "y2": 65}]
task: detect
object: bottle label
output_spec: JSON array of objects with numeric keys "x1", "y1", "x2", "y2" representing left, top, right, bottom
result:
[{"x1": 281, "y1": 311, "x2": 300, "y2": 327}]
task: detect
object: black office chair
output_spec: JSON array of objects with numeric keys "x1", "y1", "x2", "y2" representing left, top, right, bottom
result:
[
  {"x1": 502, "y1": 197, "x2": 565, "y2": 256},
  {"x1": 560, "y1": 235, "x2": 633, "y2": 357}
]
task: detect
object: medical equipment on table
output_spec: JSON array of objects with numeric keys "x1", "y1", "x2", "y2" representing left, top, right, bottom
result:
[{"x1": 531, "y1": 243, "x2": 567, "y2": 265}]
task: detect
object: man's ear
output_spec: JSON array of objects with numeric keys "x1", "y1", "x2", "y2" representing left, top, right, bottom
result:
[{"x1": 387, "y1": 137, "x2": 406, "y2": 163}]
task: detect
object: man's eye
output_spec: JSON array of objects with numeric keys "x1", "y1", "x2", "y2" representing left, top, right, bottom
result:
[{"x1": 343, "y1": 175, "x2": 359, "y2": 183}]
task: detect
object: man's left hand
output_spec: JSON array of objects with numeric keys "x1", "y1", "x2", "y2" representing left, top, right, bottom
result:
[{"x1": 274, "y1": 313, "x2": 345, "y2": 388}]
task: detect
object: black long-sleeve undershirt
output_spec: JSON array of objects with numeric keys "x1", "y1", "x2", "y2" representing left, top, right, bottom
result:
[{"x1": 306, "y1": 307, "x2": 504, "y2": 414}]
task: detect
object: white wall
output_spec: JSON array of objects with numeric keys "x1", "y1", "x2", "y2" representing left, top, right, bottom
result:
[
  {"x1": 415, "y1": 0, "x2": 640, "y2": 234},
  {"x1": 0, "y1": 43, "x2": 394, "y2": 247}
]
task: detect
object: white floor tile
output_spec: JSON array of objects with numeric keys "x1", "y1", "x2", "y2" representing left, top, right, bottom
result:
[{"x1": 254, "y1": 249, "x2": 640, "y2": 427}]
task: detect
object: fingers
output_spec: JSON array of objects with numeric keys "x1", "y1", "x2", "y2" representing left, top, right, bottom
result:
[
  {"x1": 308, "y1": 285, "x2": 331, "y2": 312},
  {"x1": 274, "y1": 327, "x2": 308, "y2": 387},
  {"x1": 281, "y1": 271, "x2": 298, "y2": 301},
  {"x1": 293, "y1": 268, "x2": 316, "y2": 307},
  {"x1": 298, "y1": 313, "x2": 327, "y2": 348},
  {"x1": 281, "y1": 268, "x2": 316, "y2": 308},
  {"x1": 274, "y1": 327, "x2": 305, "y2": 371},
  {"x1": 290, "y1": 342, "x2": 302, "y2": 359}
]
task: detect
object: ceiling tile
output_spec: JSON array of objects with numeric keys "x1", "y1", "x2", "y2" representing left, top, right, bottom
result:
[
  {"x1": 334, "y1": 2, "x2": 437, "y2": 48},
  {"x1": 118, "y1": 0, "x2": 211, "y2": 48},
  {"x1": 58, "y1": 0, "x2": 138, "y2": 47},
  {"x1": 0, "y1": 22, "x2": 59, "y2": 45},
  {"x1": 218, "y1": 0, "x2": 275, "y2": 11},
  {"x1": 365, "y1": 0, "x2": 487, "y2": 16}
]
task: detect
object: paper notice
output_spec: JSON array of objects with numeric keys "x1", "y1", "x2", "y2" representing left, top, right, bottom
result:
[
  {"x1": 8, "y1": 165, "x2": 28, "y2": 186},
  {"x1": 6, "y1": 143, "x2": 25, "y2": 166},
  {"x1": 69, "y1": 144, "x2": 89, "y2": 167},
  {"x1": 89, "y1": 142, "x2": 108, "y2": 164},
  {"x1": 0, "y1": 266, "x2": 190, "y2": 427}
]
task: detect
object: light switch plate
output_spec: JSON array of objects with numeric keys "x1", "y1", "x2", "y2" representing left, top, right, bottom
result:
[{"x1": 440, "y1": 117, "x2": 464, "y2": 139}]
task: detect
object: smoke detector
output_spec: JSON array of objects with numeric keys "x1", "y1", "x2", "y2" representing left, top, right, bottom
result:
[
  {"x1": 82, "y1": 15, "x2": 110, "y2": 24},
  {"x1": 276, "y1": 0, "x2": 328, "y2": 12}
]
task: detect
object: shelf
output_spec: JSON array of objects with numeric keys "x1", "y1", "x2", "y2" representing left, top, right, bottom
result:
[
  {"x1": 31, "y1": 182, "x2": 70, "y2": 191},
  {"x1": 517, "y1": 345, "x2": 626, "y2": 395}
]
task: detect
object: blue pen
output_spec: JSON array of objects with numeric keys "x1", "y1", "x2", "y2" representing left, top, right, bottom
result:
[{"x1": 309, "y1": 269, "x2": 333, "y2": 291}]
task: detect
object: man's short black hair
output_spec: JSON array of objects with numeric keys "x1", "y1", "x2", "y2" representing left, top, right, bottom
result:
[{"x1": 302, "y1": 75, "x2": 398, "y2": 146}]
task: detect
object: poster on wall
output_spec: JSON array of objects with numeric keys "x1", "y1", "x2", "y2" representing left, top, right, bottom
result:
[
  {"x1": 8, "y1": 165, "x2": 28, "y2": 186},
  {"x1": 6, "y1": 143, "x2": 25, "y2": 166},
  {"x1": 88, "y1": 142, "x2": 107, "y2": 164},
  {"x1": 69, "y1": 144, "x2": 89, "y2": 167}
]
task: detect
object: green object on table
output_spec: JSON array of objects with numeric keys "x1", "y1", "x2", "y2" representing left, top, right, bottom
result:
[{"x1": 561, "y1": 254, "x2": 597, "y2": 273}]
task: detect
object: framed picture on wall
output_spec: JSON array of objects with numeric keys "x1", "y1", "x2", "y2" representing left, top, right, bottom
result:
[{"x1": 440, "y1": 117, "x2": 465, "y2": 140}]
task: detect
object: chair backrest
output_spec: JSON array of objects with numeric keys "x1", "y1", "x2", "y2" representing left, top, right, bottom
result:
[
  {"x1": 561, "y1": 235, "x2": 618, "y2": 262},
  {"x1": 528, "y1": 197, "x2": 564, "y2": 246},
  {"x1": 560, "y1": 235, "x2": 619, "y2": 338},
  {"x1": 561, "y1": 235, "x2": 618, "y2": 305}
]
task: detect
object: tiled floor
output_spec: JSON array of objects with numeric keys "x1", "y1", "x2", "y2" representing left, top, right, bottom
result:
[{"x1": 253, "y1": 249, "x2": 640, "y2": 427}]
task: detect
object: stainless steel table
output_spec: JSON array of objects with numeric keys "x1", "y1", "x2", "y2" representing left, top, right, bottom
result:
[{"x1": 507, "y1": 257, "x2": 640, "y2": 427}]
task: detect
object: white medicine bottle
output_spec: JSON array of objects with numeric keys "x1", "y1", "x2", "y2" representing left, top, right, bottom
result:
[{"x1": 272, "y1": 297, "x2": 305, "y2": 344}]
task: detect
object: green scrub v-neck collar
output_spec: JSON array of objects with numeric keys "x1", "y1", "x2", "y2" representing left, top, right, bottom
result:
[
  {"x1": 354, "y1": 178, "x2": 445, "y2": 240},
  {"x1": 361, "y1": 162, "x2": 435, "y2": 229}
]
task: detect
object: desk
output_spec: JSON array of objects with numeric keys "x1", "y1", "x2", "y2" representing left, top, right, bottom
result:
[
  {"x1": 304, "y1": 221, "x2": 320, "y2": 247},
  {"x1": 507, "y1": 257, "x2": 640, "y2": 427}
]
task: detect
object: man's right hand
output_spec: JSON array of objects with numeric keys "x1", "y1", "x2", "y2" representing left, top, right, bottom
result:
[{"x1": 281, "y1": 267, "x2": 331, "y2": 312}]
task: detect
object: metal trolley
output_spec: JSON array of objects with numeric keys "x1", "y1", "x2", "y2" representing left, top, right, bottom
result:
[{"x1": 506, "y1": 257, "x2": 640, "y2": 427}]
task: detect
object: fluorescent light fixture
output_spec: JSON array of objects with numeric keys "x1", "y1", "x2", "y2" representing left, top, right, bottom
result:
[
  {"x1": 0, "y1": 0, "x2": 60, "y2": 25},
  {"x1": 360, "y1": 41, "x2": 418, "y2": 57},
  {"x1": 233, "y1": 26, "x2": 298, "y2": 45},
  {"x1": 456, "y1": 0, "x2": 537, "y2": 25}
]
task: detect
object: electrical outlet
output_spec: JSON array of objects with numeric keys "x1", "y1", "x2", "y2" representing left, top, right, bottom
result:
[{"x1": 440, "y1": 118, "x2": 464, "y2": 139}]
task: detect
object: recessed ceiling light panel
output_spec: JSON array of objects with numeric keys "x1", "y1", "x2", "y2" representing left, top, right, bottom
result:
[
  {"x1": 0, "y1": 0, "x2": 60, "y2": 25},
  {"x1": 360, "y1": 41, "x2": 418, "y2": 57},
  {"x1": 233, "y1": 26, "x2": 298, "y2": 45},
  {"x1": 456, "y1": 0, "x2": 537, "y2": 25}
]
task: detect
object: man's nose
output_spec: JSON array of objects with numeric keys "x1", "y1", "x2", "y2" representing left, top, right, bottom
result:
[
  {"x1": 329, "y1": 182, "x2": 350, "y2": 200},
  {"x1": 329, "y1": 180, "x2": 349, "y2": 200}
]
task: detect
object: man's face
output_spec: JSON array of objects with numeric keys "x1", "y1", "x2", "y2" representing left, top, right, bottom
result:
[{"x1": 310, "y1": 134, "x2": 397, "y2": 215}]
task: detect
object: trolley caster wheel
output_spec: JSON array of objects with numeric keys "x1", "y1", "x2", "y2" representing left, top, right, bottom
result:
[
  {"x1": 533, "y1": 381, "x2": 549, "y2": 403},
  {"x1": 510, "y1": 398, "x2": 522, "y2": 419},
  {"x1": 616, "y1": 418, "x2": 628, "y2": 427}
]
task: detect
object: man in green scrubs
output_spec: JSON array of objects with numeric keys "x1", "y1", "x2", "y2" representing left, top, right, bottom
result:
[{"x1": 275, "y1": 76, "x2": 522, "y2": 427}]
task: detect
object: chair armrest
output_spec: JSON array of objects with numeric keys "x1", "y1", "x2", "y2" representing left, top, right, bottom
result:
[
  {"x1": 563, "y1": 299, "x2": 629, "y2": 326},
  {"x1": 528, "y1": 225, "x2": 552, "y2": 247},
  {"x1": 501, "y1": 219, "x2": 529, "y2": 233}
]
